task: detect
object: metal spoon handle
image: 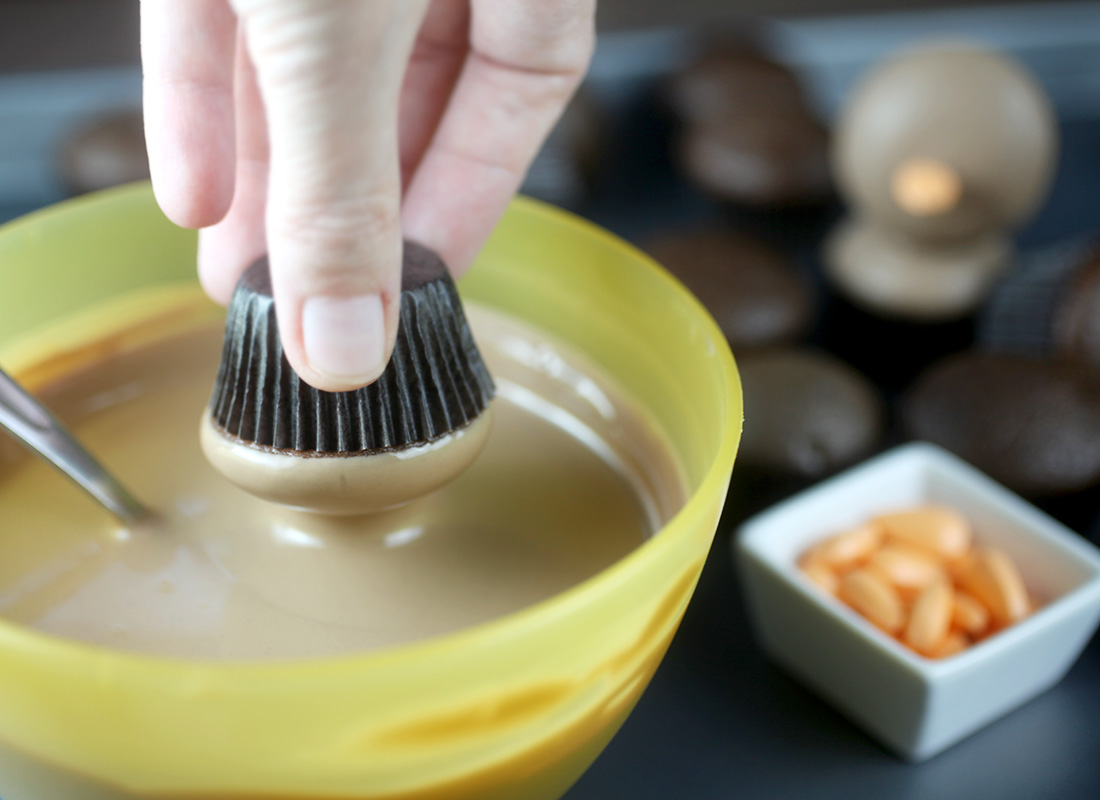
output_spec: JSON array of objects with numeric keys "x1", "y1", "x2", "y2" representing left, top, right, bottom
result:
[{"x1": 0, "y1": 365, "x2": 147, "y2": 524}]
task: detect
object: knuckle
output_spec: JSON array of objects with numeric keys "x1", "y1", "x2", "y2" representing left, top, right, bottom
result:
[
  {"x1": 273, "y1": 196, "x2": 400, "y2": 288},
  {"x1": 481, "y1": 0, "x2": 595, "y2": 75}
]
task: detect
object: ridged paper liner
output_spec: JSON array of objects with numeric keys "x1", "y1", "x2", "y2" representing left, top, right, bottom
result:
[
  {"x1": 209, "y1": 242, "x2": 494, "y2": 454},
  {"x1": 978, "y1": 236, "x2": 1097, "y2": 358}
]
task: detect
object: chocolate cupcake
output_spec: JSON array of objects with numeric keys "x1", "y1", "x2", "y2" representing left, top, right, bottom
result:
[
  {"x1": 644, "y1": 229, "x2": 814, "y2": 350},
  {"x1": 979, "y1": 236, "x2": 1100, "y2": 372},
  {"x1": 664, "y1": 50, "x2": 808, "y2": 125},
  {"x1": 666, "y1": 43, "x2": 832, "y2": 209},
  {"x1": 201, "y1": 242, "x2": 495, "y2": 514},
  {"x1": 737, "y1": 348, "x2": 884, "y2": 480},
  {"x1": 978, "y1": 236, "x2": 1093, "y2": 359},
  {"x1": 57, "y1": 111, "x2": 149, "y2": 196},
  {"x1": 1054, "y1": 247, "x2": 1100, "y2": 372},
  {"x1": 903, "y1": 352, "x2": 1100, "y2": 497},
  {"x1": 678, "y1": 114, "x2": 831, "y2": 208}
]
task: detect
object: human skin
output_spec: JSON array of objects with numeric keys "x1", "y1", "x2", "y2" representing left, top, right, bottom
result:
[{"x1": 141, "y1": 0, "x2": 595, "y2": 391}]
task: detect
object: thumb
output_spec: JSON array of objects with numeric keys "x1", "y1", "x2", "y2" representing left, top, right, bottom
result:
[{"x1": 233, "y1": 0, "x2": 428, "y2": 392}]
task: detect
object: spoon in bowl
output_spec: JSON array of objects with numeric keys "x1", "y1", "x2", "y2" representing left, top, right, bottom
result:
[{"x1": 0, "y1": 365, "x2": 147, "y2": 523}]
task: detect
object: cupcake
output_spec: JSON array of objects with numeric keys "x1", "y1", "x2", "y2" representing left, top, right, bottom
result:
[{"x1": 201, "y1": 242, "x2": 495, "y2": 514}]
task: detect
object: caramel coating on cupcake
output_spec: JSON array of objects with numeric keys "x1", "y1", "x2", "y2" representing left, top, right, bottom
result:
[{"x1": 201, "y1": 410, "x2": 492, "y2": 515}]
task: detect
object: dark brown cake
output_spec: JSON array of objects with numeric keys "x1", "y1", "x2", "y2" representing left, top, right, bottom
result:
[
  {"x1": 664, "y1": 50, "x2": 808, "y2": 125},
  {"x1": 57, "y1": 111, "x2": 150, "y2": 196},
  {"x1": 677, "y1": 114, "x2": 831, "y2": 207},
  {"x1": 665, "y1": 42, "x2": 832, "y2": 208},
  {"x1": 1054, "y1": 248, "x2": 1100, "y2": 372},
  {"x1": 737, "y1": 348, "x2": 884, "y2": 479},
  {"x1": 903, "y1": 352, "x2": 1100, "y2": 496},
  {"x1": 644, "y1": 229, "x2": 815, "y2": 350}
]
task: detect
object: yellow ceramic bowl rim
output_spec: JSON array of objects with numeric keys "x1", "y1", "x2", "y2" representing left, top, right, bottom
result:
[{"x1": 0, "y1": 185, "x2": 742, "y2": 679}]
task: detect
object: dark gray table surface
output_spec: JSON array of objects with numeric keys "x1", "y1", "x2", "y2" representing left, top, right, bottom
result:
[{"x1": 562, "y1": 99, "x2": 1100, "y2": 799}]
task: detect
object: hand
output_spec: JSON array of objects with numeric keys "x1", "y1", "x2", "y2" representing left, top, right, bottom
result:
[{"x1": 141, "y1": 0, "x2": 595, "y2": 391}]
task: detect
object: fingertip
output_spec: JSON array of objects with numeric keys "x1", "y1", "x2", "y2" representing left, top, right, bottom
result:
[
  {"x1": 152, "y1": 183, "x2": 232, "y2": 232},
  {"x1": 146, "y1": 122, "x2": 236, "y2": 229},
  {"x1": 402, "y1": 164, "x2": 511, "y2": 280},
  {"x1": 437, "y1": 236, "x2": 480, "y2": 279},
  {"x1": 198, "y1": 227, "x2": 256, "y2": 305},
  {"x1": 196, "y1": 159, "x2": 270, "y2": 305}
]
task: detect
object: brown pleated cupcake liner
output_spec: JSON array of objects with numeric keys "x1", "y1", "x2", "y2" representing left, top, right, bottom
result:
[
  {"x1": 209, "y1": 243, "x2": 494, "y2": 455},
  {"x1": 978, "y1": 235, "x2": 1098, "y2": 358}
]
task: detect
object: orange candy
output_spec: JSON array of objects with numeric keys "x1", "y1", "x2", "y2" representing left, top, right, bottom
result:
[
  {"x1": 799, "y1": 504, "x2": 1035, "y2": 660},
  {"x1": 957, "y1": 547, "x2": 1030, "y2": 628},
  {"x1": 904, "y1": 582, "x2": 954, "y2": 656},
  {"x1": 952, "y1": 591, "x2": 990, "y2": 637},
  {"x1": 932, "y1": 630, "x2": 970, "y2": 659},
  {"x1": 800, "y1": 557, "x2": 839, "y2": 595},
  {"x1": 869, "y1": 544, "x2": 946, "y2": 598},
  {"x1": 874, "y1": 506, "x2": 971, "y2": 560},
  {"x1": 812, "y1": 524, "x2": 882, "y2": 568},
  {"x1": 839, "y1": 569, "x2": 904, "y2": 634}
]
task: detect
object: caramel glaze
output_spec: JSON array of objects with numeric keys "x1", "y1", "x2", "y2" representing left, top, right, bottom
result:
[{"x1": 0, "y1": 304, "x2": 686, "y2": 660}]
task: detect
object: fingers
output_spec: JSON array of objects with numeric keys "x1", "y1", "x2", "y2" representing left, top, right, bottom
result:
[
  {"x1": 160, "y1": 0, "x2": 591, "y2": 391},
  {"x1": 234, "y1": 0, "x2": 429, "y2": 391},
  {"x1": 398, "y1": 1, "x2": 471, "y2": 188},
  {"x1": 197, "y1": 32, "x2": 270, "y2": 305},
  {"x1": 141, "y1": 0, "x2": 238, "y2": 228},
  {"x1": 401, "y1": 0, "x2": 595, "y2": 276}
]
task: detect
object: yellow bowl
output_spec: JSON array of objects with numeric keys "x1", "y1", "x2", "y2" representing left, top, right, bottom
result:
[{"x1": 0, "y1": 184, "x2": 741, "y2": 799}]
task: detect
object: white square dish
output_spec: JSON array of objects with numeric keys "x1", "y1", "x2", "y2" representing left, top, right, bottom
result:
[{"x1": 734, "y1": 442, "x2": 1100, "y2": 762}]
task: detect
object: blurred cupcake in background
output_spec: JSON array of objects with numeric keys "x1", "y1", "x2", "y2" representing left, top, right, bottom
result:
[
  {"x1": 57, "y1": 109, "x2": 149, "y2": 196},
  {"x1": 645, "y1": 227, "x2": 883, "y2": 516},
  {"x1": 664, "y1": 41, "x2": 832, "y2": 210}
]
